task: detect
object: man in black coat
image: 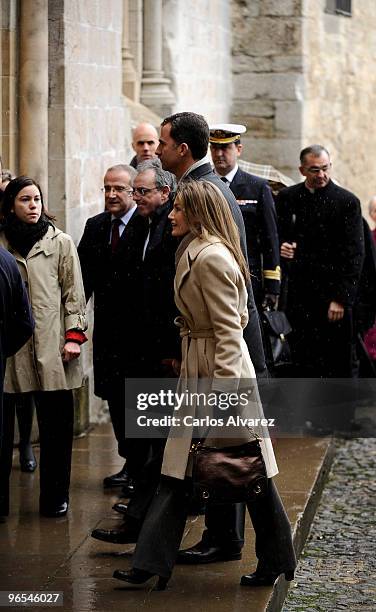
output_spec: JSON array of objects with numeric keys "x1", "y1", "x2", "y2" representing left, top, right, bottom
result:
[
  {"x1": 157, "y1": 112, "x2": 267, "y2": 377},
  {"x1": 78, "y1": 164, "x2": 147, "y2": 490},
  {"x1": 0, "y1": 247, "x2": 34, "y2": 464},
  {"x1": 91, "y1": 159, "x2": 181, "y2": 543},
  {"x1": 276, "y1": 145, "x2": 364, "y2": 378},
  {"x1": 210, "y1": 124, "x2": 280, "y2": 309}
]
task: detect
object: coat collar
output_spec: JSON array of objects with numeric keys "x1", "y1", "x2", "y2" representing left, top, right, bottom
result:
[
  {"x1": 27, "y1": 225, "x2": 63, "y2": 259},
  {"x1": 176, "y1": 235, "x2": 221, "y2": 292}
]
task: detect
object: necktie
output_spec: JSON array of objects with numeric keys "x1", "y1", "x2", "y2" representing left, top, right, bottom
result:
[
  {"x1": 142, "y1": 219, "x2": 157, "y2": 260},
  {"x1": 220, "y1": 176, "x2": 229, "y2": 184},
  {"x1": 111, "y1": 218, "x2": 122, "y2": 253}
]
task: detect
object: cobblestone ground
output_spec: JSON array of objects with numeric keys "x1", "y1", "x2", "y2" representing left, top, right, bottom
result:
[{"x1": 283, "y1": 438, "x2": 376, "y2": 612}]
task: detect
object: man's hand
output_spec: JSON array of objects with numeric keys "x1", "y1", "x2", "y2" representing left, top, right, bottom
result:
[
  {"x1": 280, "y1": 242, "x2": 296, "y2": 259},
  {"x1": 161, "y1": 358, "x2": 181, "y2": 376},
  {"x1": 62, "y1": 342, "x2": 81, "y2": 362},
  {"x1": 327, "y1": 301, "x2": 344, "y2": 322},
  {"x1": 262, "y1": 293, "x2": 279, "y2": 310}
]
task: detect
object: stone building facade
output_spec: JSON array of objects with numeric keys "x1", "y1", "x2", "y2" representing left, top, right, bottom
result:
[
  {"x1": 231, "y1": 0, "x2": 376, "y2": 208},
  {"x1": 1, "y1": 0, "x2": 374, "y2": 423}
]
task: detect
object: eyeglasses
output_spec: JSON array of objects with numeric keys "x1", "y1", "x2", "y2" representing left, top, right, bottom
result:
[
  {"x1": 303, "y1": 164, "x2": 331, "y2": 174},
  {"x1": 133, "y1": 186, "x2": 161, "y2": 196},
  {"x1": 101, "y1": 186, "x2": 133, "y2": 194}
]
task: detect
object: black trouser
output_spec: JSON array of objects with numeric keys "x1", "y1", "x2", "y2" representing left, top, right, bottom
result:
[
  {"x1": 126, "y1": 438, "x2": 166, "y2": 518},
  {"x1": 205, "y1": 502, "x2": 245, "y2": 550},
  {"x1": 287, "y1": 304, "x2": 354, "y2": 378},
  {"x1": 0, "y1": 390, "x2": 74, "y2": 515},
  {"x1": 106, "y1": 384, "x2": 128, "y2": 460},
  {"x1": 131, "y1": 478, "x2": 296, "y2": 580}
]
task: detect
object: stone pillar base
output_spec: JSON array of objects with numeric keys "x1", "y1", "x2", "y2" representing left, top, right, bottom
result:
[{"x1": 140, "y1": 77, "x2": 175, "y2": 117}]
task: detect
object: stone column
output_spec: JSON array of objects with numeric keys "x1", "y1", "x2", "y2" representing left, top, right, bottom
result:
[
  {"x1": 19, "y1": 0, "x2": 49, "y2": 189},
  {"x1": 122, "y1": 0, "x2": 139, "y2": 101},
  {"x1": 141, "y1": 0, "x2": 175, "y2": 116}
]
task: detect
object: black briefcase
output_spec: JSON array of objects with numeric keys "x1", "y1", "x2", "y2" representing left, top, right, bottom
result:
[{"x1": 262, "y1": 309, "x2": 292, "y2": 371}]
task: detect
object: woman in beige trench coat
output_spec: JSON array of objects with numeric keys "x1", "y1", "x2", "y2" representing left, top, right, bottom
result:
[
  {"x1": 113, "y1": 180, "x2": 295, "y2": 590},
  {"x1": 0, "y1": 176, "x2": 87, "y2": 518}
]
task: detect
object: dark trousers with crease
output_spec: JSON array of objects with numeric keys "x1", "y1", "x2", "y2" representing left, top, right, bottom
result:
[
  {"x1": 0, "y1": 390, "x2": 74, "y2": 516},
  {"x1": 130, "y1": 477, "x2": 296, "y2": 580}
]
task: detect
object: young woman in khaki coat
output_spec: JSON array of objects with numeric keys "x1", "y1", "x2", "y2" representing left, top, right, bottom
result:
[
  {"x1": 0, "y1": 176, "x2": 87, "y2": 518},
  {"x1": 113, "y1": 180, "x2": 295, "y2": 590}
]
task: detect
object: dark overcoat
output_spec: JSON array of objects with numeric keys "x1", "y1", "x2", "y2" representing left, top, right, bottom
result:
[
  {"x1": 139, "y1": 200, "x2": 181, "y2": 373},
  {"x1": 78, "y1": 210, "x2": 147, "y2": 398},
  {"x1": 276, "y1": 179, "x2": 364, "y2": 376},
  {"x1": 276, "y1": 180, "x2": 364, "y2": 309},
  {"x1": 230, "y1": 168, "x2": 280, "y2": 305}
]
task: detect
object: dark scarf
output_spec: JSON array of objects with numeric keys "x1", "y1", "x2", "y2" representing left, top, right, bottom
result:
[{"x1": 4, "y1": 214, "x2": 52, "y2": 258}]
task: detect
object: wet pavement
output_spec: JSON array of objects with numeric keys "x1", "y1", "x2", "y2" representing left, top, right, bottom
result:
[
  {"x1": 282, "y1": 438, "x2": 376, "y2": 612},
  {"x1": 0, "y1": 425, "x2": 333, "y2": 611}
]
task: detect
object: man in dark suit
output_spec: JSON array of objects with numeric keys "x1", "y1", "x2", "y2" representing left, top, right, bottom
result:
[
  {"x1": 78, "y1": 164, "x2": 147, "y2": 491},
  {"x1": 276, "y1": 145, "x2": 364, "y2": 378},
  {"x1": 209, "y1": 124, "x2": 280, "y2": 309},
  {"x1": 91, "y1": 159, "x2": 181, "y2": 544},
  {"x1": 157, "y1": 112, "x2": 267, "y2": 377}
]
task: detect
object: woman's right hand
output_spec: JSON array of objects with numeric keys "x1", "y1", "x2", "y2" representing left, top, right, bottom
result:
[{"x1": 62, "y1": 342, "x2": 81, "y2": 362}]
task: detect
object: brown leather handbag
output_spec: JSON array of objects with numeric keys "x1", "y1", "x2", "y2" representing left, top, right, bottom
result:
[{"x1": 191, "y1": 439, "x2": 267, "y2": 505}]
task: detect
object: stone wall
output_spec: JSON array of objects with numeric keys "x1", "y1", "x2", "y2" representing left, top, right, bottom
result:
[
  {"x1": 231, "y1": 0, "x2": 376, "y2": 213},
  {"x1": 0, "y1": 1, "x2": 18, "y2": 173},
  {"x1": 48, "y1": 0, "x2": 133, "y2": 242},
  {"x1": 302, "y1": 0, "x2": 376, "y2": 212},
  {"x1": 231, "y1": 0, "x2": 304, "y2": 181},
  {"x1": 163, "y1": 0, "x2": 232, "y2": 122}
]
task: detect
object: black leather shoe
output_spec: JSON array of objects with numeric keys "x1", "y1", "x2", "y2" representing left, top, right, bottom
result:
[
  {"x1": 103, "y1": 464, "x2": 130, "y2": 488},
  {"x1": 113, "y1": 568, "x2": 168, "y2": 591},
  {"x1": 19, "y1": 444, "x2": 37, "y2": 473},
  {"x1": 177, "y1": 541, "x2": 242, "y2": 564},
  {"x1": 121, "y1": 482, "x2": 135, "y2": 497},
  {"x1": 112, "y1": 502, "x2": 128, "y2": 515},
  {"x1": 91, "y1": 522, "x2": 139, "y2": 544},
  {"x1": 40, "y1": 501, "x2": 68, "y2": 518},
  {"x1": 240, "y1": 570, "x2": 294, "y2": 587}
]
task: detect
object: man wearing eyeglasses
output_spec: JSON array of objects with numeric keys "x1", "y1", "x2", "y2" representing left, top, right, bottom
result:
[
  {"x1": 131, "y1": 159, "x2": 179, "y2": 373},
  {"x1": 78, "y1": 164, "x2": 147, "y2": 493},
  {"x1": 90, "y1": 159, "x2": 181, "y2": 546},
  {"x1": 276, "y1": 145, "x2": 364, "y2": 377}
]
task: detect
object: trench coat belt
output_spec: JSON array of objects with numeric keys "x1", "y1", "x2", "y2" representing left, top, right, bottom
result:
[
  {"x1": 174, "y1": 316, "x2": 214, "y2": 339},
  {"x1": 174, "y1": 316, "x2": 214, "y2": 380}
]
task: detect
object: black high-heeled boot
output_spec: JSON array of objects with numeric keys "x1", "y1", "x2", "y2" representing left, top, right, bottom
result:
[
  {"x1": 240, "y1": 569, "x2": 295, "y2": 587},
  {"x1": 113, "y1": 568, "x2": 168, "y2": 591}
]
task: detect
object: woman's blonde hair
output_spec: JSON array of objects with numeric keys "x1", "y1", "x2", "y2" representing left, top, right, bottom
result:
[{"x1": 175, "y1": 179, "x2": 250, "y2": 281}]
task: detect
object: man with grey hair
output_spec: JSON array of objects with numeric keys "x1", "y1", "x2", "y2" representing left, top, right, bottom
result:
[
  {"x1": 276, "y1": 145, "x2": 364, "y2": 377},
  {"x1": 91, "y1": 159, "x2": 181, "y2": 545},
  {"x1": 131, "y1": 159, "x2": 178, "y2": 367},
  {"x1": 78, "y1": 163, "x2": 147, "y2": 492}
]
